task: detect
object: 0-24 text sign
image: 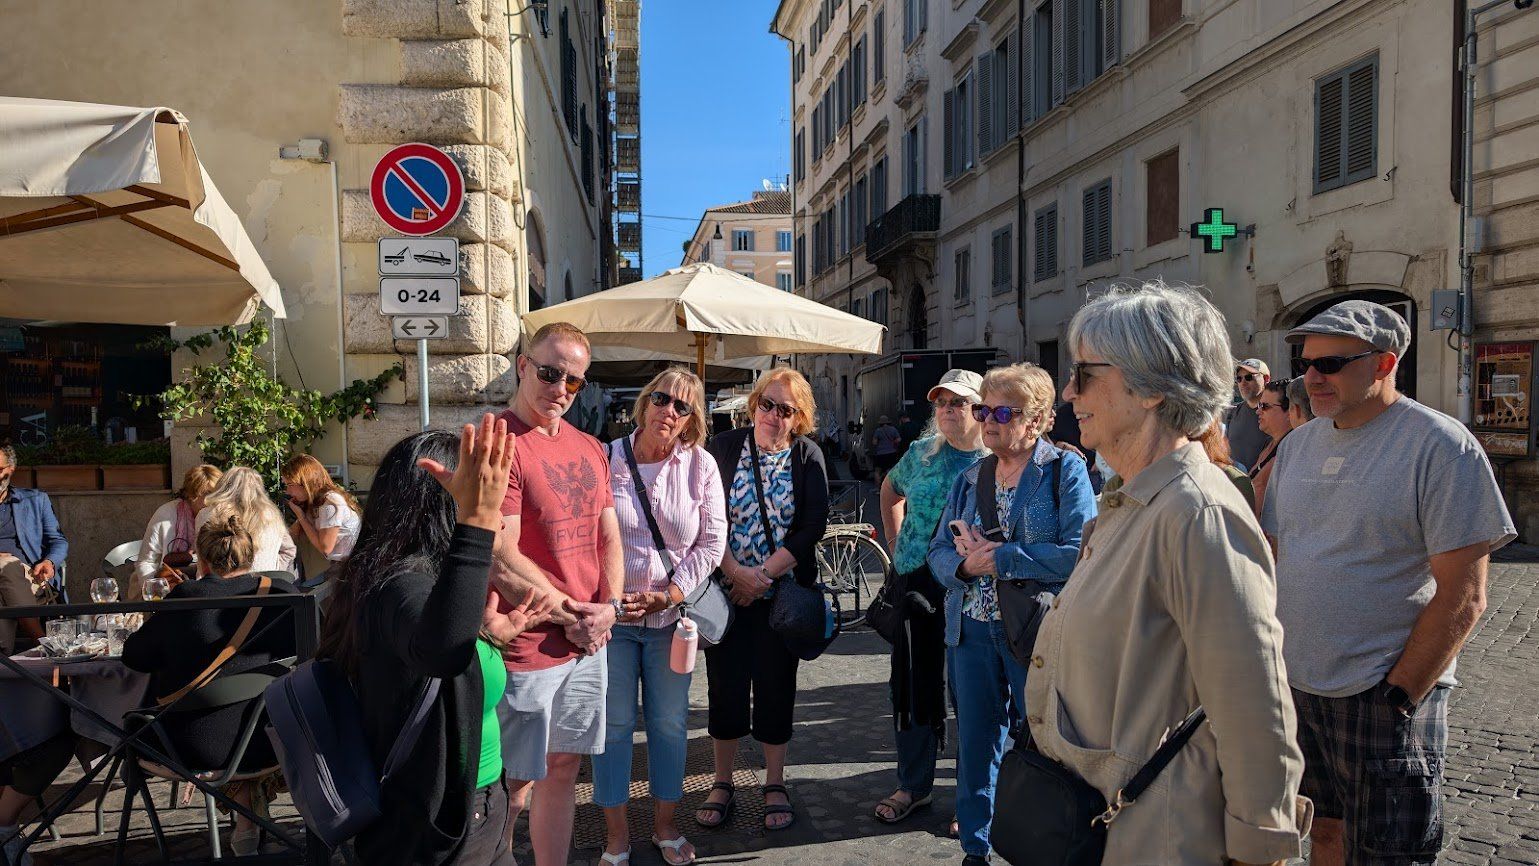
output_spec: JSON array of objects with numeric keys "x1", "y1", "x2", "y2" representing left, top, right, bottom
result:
[{"x1": 380, "y1": 277, "x2": 460, "y2": 315}]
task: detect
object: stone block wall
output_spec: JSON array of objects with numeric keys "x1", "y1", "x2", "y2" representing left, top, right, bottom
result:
[{"x1": 337, "y1": 0, "x2": 521, "y2": 473}]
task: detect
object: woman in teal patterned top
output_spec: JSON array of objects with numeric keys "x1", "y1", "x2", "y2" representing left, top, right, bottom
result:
[{"x1": 872, "y1": 370, "x2": 987, "y2": 826}]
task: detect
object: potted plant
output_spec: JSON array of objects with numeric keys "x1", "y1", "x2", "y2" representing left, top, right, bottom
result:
[
  {"x1": 99, "y1": 440, "x2": 172, "y2": 490},
  {"x1": 23, "y1": 426, "x2": 102, "y2": 491}
]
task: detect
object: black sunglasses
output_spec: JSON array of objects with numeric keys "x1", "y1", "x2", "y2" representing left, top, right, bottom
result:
[
  {"x1": 1235, "y1": 373, "x2": 1261, "y2": 383},
  {"x1": 522, "y1": 355, "x2": 586, "y2": 394},
  {"x1": 646, "y1": 391, "x2": 695, "y2": 415},
  {"x1": 1071, "y1": 361, "x2": 1114, "y2": 394},
  {"x1": 1290, "y1": 350, "x2": 1383, "y2": 377},
  {"x1": 971, "y1": 405, "x2": 1026, "y2": 424},
  {"x1": 757, "y1": 397, "x2": 798, "y2": 419}
]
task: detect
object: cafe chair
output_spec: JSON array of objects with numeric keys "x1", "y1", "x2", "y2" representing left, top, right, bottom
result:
[
  {"x1": 112, "y1": 658, "x2": 296, "y2": 862},
  {"x1": 100, "y1": 541, "x2": 142, "y2": 585}
]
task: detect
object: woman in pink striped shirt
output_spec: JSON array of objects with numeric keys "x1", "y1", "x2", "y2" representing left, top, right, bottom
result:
[{"x1": 593, "y1": 368, "x2": 726, "y2": 866}]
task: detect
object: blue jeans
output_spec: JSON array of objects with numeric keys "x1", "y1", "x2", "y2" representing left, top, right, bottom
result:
[
  {"x1": 947, "y1": 615, "x2": 1028, "y2": 857},
  {"x1": 592, "y1": 624, "x2": 692, "y2": 807},
  {"x1": 895, "y1": 723, "x2": 937, "y2": 799}
]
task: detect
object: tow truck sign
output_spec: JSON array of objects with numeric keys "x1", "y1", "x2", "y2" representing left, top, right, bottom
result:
[{"x1": 378, "y1": 237, "x2": 459, "y2": 276}]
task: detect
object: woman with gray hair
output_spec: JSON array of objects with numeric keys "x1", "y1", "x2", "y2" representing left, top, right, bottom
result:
[
  {"x1": 927, "y1": 362, "x2": 1096, "y2": 864},
  {"x1": 1286, "y1": 375, "x2": 1315, "y2": 428},
  {"x1": 1029, "y1": 282, "x2": 1309, "y2": 864}
]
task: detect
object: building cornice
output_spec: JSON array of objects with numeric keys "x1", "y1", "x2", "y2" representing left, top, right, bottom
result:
[
  {"x1": 770, "y1": 0, "x2": 813, "y2": 39},
  {"x1": 941, "y1": 19, "x2": 981, "y2": 63}
]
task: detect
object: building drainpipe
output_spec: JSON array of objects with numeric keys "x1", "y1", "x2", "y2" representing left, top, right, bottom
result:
[{"x1": 1015, "y1": 0, "x2": 1028, "y2": 363}]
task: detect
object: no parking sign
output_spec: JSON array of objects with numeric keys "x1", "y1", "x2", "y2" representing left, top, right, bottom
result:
[{"x1": 369, "y1": 143, "x2": 465, "y2": 236}]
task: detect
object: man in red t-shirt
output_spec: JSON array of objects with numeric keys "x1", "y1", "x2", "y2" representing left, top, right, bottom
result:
[{"x1": 489, "y1": 322, "x2": 623, "y2": 866}]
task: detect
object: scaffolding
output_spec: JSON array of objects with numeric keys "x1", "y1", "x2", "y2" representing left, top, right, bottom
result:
[{"x1": 607, "y1": 0, "x2": 642, "y2": 284}]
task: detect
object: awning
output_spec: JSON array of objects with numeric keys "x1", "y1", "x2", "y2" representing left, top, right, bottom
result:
[{"x1": 0, "y1": 97, "x2": 284, "y2": 325}]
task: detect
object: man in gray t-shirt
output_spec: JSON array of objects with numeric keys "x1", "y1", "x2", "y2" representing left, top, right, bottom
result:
[
  {"x1": 1226, "y1": 358, "x2": 1272, "y2": 470},
  {"x1": 1262, "y1": 300, "x2": 1514, "y2": 866}
]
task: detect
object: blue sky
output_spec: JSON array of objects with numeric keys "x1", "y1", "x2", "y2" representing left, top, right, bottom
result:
[{"x1": 639, "y1": 0, "x2": 790, "y2": 277}]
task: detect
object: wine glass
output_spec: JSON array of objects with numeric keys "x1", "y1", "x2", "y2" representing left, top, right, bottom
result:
[
  {"x1": 90, "y1": 577, "x2": 120, "y2": 604},
  {"x1": 143, "y1": 577, "x2": 171, "y2": 602}
]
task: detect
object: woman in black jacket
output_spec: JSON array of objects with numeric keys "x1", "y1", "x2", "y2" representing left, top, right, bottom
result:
[
  {"x1": 318, "y1": 415, "x2": 549, "y2": 866},
  {"x1": 694, "y1": 369, "x2": 829, "y2": 833}
]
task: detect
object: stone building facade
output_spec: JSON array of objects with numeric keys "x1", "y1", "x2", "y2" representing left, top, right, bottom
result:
[
  {"x1": 680, "y1": 191, "x2": 795, "y2": 290},
  {"x1": 1, "y1": 0, "x2": 623, "y2": 488}
]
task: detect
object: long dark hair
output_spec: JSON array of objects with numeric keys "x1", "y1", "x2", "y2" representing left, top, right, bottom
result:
[{"x1": 318, "y1": 431, "x2": 460, "y2": 677}]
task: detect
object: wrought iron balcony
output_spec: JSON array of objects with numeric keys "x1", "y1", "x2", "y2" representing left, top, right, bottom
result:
[{"x1": 865, "y1": 194, "x2": 941, "y2": 265}]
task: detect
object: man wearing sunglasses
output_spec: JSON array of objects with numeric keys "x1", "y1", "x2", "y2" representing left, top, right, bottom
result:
[
  {"x1": 490, "y1": 322, "x2": 625, "y2": 866},
  {"x1": 1261, "y1": 300, "x2": 1515, "y2": 866},
  {"x1": 1225, "y1": 358, "x2": 1271, "y2": 472}
]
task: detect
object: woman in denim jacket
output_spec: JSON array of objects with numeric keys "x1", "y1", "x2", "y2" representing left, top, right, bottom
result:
[{"x1": 927, "y1": 362, "x2": 1097, "y2": 865}]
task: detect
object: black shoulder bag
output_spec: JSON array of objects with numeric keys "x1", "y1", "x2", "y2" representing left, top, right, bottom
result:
[
  {"x1": 748, "y1": 436, "x2": 839, "y2": 658},
  {"x1": 991, "y1": 707, "x2": 1207, "y2": 865},
  {"x1": 979, "y1": 455, "x2": 1061, "y2": 668},
  {"x1": 618, "y1": 438, "x2": 733, "y2": 646}
]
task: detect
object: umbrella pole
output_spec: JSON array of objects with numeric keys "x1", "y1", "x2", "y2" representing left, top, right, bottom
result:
[{"x1": 695, "y1": 332, "x2": 707, "y2": 381}]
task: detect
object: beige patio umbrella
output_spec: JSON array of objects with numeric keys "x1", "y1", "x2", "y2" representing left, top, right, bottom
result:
[
  {"x1": 0, "y1": 97, "x2": 284, "y2": 325},
  {"x1": 522, "y1": 263, "x2": 884, "y2": 379}
]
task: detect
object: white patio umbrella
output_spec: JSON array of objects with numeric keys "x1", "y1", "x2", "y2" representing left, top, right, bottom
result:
[
  {"x1": 0, "y1": 97, "x2": 284, "y2": 325},
  {"x1": 522, "y1": 263, "x2": 884, "y2": 379}
]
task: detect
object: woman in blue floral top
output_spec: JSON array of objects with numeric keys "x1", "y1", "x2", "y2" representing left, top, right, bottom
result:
[
  {"x1": 927, "y1": 363, "x2": 1098, "y2": 865},
  {"x1": 697, "y1": 369, "x2": 829, "y2": 834},
  {"x1": 872, "y1": 370, "x2": 987, "y2": 827}
]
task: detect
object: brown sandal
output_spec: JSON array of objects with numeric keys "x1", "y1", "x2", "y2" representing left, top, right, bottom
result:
[{"x1": 874, "y1": 791, "x2": 932, "y2": 824}]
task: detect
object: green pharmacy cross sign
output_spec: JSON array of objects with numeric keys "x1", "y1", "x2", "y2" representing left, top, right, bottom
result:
[{"x1": 1191, "y1": 207, "x2": 1240, "y2": 253}]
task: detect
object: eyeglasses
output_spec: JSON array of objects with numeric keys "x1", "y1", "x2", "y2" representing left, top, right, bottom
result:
[
  {"x1": 646, "y1": 391, "x2": 695, "y2": 415},
  {"x1": 1290, "y1": 349, "x2": 1383, "y2": 377},
  {"x1": 757, "y1": 397, "x2": 798, "y2": 419},
  {"x1": 931, "y1": 396, "x2": 972, "y2": 410},
  {"x1": 1257, "y1": 401, "x2": 1286, "y2": 413},
  {"x1": 1235, "y1": 373, "x2": 1260, "y2": 383},
  {"x1": 522, "y1": 356, "x2": 586, "y2": 395},
  {"x1": 1070, "y1": 361, "x2": 1114, "y2": 394},
  {"x1": 971, "y1": 405, "x2": 1027, "y2": 424}
]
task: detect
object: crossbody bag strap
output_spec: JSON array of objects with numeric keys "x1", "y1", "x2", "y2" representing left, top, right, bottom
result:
[
  {"x1": 1097, "y1": 707, "x2": 1208, "y2": 826},
  {"x1": 620, "y1": 437, "x2": 675, "y2": 579},
  {"x1": 379, "y1": 677, "x2": 442, "y2": 783},
  {"x1": 977, "y1": 455, "x2": 1001, "y2": 540},
  {"x1": 746, "y1": 434, "x2": 780, "y2": 554},
  {"x1": 156, "y1": 576, "x2": 272, "y2": 706}
]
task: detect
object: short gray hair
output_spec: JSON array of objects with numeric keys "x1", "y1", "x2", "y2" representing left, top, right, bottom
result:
[
  {"x1": 1066, "y1": 281, "x2": 1233, "y2": 438},
  {"x1": 1286, "y1": 376, "x2": 1314, "y2": 421}
]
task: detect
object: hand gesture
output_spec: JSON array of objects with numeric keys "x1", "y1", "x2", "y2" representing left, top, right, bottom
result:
[
  {"x1": 620, "y1": 590, "x2": 670, "y2": 622},
  {"x1": 951, "y1": 523, "x2": 985, "y2": 557},
  {"x1": 961, "y1": 542, "x2": 1000, "y2": 579},
  {"x1": 728, "y1": 563, "x2": 773, "y2": 606},
  {"x1": 286, "y1": 499, "x2": 305, "y2": 519},
  {"x1": 418, "y1": 413, "x2": 516, "y2": 532},
  {"x1": 482, "y1": 587, "x2": 552, "y2": 645},
  {"x1": 562, "y1": 599, "x2": 616, "y2": 654},
  {"x1": 30, "y1": 559, "x2": 55, "y2": 585}
]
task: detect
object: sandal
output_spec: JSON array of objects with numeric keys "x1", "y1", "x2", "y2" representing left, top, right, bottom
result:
[
  {"x1": 874, "y1": 791, "x2": 932, "y2": 824},
  {"x1": 762, "y1": 784, "x2": 796, "y2": 832},
  {"x1": 599, "y1": 851, "x2": 631, "y2": 865},
  {"x1": 651, "y1": 834, "x2": 696, "y2": 866},
  {"x1": 693, "y1": 781, "x2": 735, "y2": 828}
]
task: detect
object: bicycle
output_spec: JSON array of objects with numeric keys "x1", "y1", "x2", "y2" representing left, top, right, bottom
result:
[{"x1": 815, "y1": 523, "x2": 891, "y2": 630}]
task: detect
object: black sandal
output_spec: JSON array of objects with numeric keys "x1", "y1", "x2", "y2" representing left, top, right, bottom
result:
[
  {"x1": 693, "y1": 782, "x2": 735, "y2": 828},
  {"x1": 762, "y1": 784, "x2": 796, "y2": 832}
]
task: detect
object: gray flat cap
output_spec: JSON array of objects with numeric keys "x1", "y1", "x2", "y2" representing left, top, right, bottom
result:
[{"x1": 1285, "y1": 300, "x2": 1411, "y2": 355}]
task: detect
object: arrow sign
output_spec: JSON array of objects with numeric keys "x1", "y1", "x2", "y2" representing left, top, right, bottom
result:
[{"x1": 392, "y1": 316, "x2": 449, "y2": 340}]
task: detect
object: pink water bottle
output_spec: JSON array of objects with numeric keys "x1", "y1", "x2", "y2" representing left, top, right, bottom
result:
[{"x1": 670, "y1": 616, "x2": 698, "y2": 674}]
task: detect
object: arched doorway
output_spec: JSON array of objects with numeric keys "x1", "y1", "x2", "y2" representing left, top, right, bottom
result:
[
  {"x1": 526, "y1": 214, "x2": 547, "y2": 311},
  {"x1": 1289, "y1": 290, "x2": 1416, "y2": 399},
  {"x1": 907, "y1": 284, "x2": 927, "y2": 349}
]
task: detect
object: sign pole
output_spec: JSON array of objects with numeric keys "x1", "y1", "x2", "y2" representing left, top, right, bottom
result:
[{"x1": 418, "y1": 338, "x2": 430, "y2": 430}]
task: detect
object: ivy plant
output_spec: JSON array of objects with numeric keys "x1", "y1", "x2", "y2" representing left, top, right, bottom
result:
[{"x1": 135, "y1": 320, "x2": 402, "y2": 487}]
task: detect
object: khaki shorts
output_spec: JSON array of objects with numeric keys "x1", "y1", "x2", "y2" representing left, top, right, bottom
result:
[{"x1": 498, "y1": 652, "x2": 607, "y2": 781}]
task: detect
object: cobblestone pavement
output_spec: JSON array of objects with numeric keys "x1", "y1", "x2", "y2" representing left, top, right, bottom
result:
[{"x1": 20, "y1": 538, "x2": 1539, "y2": 865}]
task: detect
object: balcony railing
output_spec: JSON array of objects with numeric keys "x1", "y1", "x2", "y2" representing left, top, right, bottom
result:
[{"x1": 865, "y1": 194, "x2": 941, "y2": 264}]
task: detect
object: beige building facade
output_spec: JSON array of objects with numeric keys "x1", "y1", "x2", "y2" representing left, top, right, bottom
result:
[
  {"x1": 680, "y1": 191, "x2": 795, "y2": 290},
  {"x1": 1, "y1": 0, "x2": 624, "y2": 489}
]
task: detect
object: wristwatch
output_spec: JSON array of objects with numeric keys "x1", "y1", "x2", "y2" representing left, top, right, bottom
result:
[
  {"x1": 609, "y1": 598, "x2": 624, "y2": 619},
  {"x1": 1383, "y1": 682, "x2": 1417, "y2": 718}
]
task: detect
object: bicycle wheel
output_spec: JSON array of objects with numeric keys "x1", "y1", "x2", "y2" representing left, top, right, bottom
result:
[{"x1": 815, "y1": 531, "x2": 891, "y2": 629}]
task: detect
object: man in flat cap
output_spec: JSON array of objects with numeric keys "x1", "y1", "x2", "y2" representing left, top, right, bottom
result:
[{"x1": 1261, "y1": 300, "x2": 1515, "y2": 865}]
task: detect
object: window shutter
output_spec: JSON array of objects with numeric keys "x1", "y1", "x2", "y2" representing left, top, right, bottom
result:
[
  {"x1": 1315, "y1": 74, "x2": 1344, "y2": 191},
  {"x1": 1006, "y1": 31, "x2": 1020, "y2": 135},
  {"x1": 1100, "y1": 0, "x2": 1120, "y2": 71},
  {"x1": 919, "y1": 0, "x2": 928, "y2": 35},
  {"x1": 1021, "y1": 15, "x2": 1034, "y2": 124},
  {"x1": 1345, "y1": 59, "x2": 1378, "y2": 181},
  {"x1": 1051, "y1": 0, "x2": 1067, "y2": 104},
  {"x1": 977, "y1": 55, "x2": 995, "y2": 157},
  {"x1": 1097, "y1": 181, "x2": 1112, "y2": 263},
  {"x1": 1081, "y1": 186, "x2": 1097, "y2": 265},
  {"x1": 874, "y1": 11, "x2": 886, "y2": 82},
  {"x1": 1064, "y1": 0, "x2": 1082, "y2": 94},
  {"x1": 943, "y1": 87, "x2": 956, "y2": 179}
]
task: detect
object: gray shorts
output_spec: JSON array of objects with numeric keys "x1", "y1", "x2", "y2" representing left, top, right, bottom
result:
[{"x1": 498, "y1": 652, "x2": 607, "y2": 781}]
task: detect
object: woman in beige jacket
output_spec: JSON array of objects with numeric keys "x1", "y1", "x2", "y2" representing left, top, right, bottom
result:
[{"x1": 1029, "y1": 281, "x2": 1311, "y2": 865}]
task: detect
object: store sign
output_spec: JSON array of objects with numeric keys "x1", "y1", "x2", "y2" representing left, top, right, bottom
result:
[
  {"x1": 1473, "y1": 341, "x2": 1537, "y2": 457},
  {"x1": 1190, "y1": 207, "x2": 1240, "y2": 253}
]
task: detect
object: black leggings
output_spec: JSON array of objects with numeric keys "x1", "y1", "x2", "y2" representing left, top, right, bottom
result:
[
  {"x1": 0, "y1": 734, "x2": 74, "y2": 797},
  {"x1": 703, "y1": 598, "x2": 800, "y2": 746}
]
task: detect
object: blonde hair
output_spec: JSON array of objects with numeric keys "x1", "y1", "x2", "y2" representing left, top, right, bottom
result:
[
  {"x1": 527, "y1": 321, "x2": 591, "y2": 353},
  {"x1": 633, "y1": 367, "x2": 709, "y2": 448},
  {"x1": 979, "y1": 363, "x2": 1056, "y2": 434},
  {"x1": 748, "y1": 368, "x2": 818, "y2": 437},
  {"x1": 281, "y1": 454, "x2": 360, "y2": 519},
  {"x1": 196, "y1": 510, "x2": 256, "y2": 575},
  {"x1": 177, "y1": 465, "x2": 223, "y2": 503},
  {"x1": 202, "y1": 466, "x2": 284, "y2": 540}
]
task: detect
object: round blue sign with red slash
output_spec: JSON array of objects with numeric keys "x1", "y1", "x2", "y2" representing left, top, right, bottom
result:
[{"x1": 369, "y1": 143, "x2": 466, "y2": 236}]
